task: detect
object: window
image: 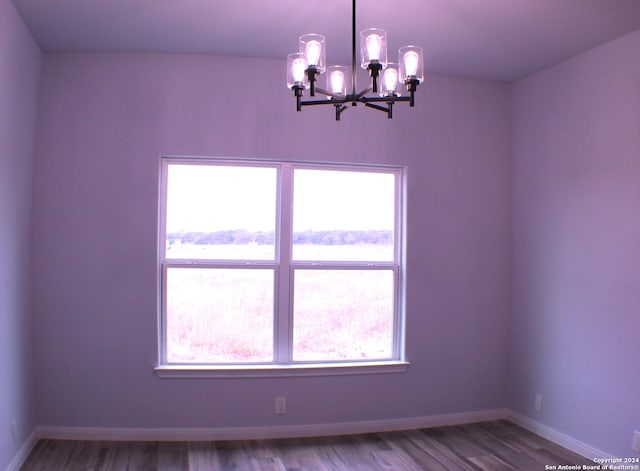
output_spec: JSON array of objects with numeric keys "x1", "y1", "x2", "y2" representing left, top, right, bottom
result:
[{"x1": 158, "y1": 158, "x2": 406, "y2": 376}]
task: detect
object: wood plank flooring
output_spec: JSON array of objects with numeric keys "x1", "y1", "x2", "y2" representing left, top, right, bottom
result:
[{"x1": 21, "y1": 420, "x2": 594, "y2": 470}]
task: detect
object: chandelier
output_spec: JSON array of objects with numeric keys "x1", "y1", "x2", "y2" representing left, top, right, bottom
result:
[{"x1": 286, "y1": 0, "x2": 424, "y2": 120}]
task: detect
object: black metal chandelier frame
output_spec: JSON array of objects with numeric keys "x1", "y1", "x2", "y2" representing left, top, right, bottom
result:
[{"x1": 290, "y1": 0, "x2": 421, "y2": 120}]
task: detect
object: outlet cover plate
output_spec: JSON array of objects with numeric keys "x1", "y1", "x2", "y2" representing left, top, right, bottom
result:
[
  {"x1": 534, "y1": 394, "x2": 543, "y2": 412},
  {"x1": 275, "y1": 396, "x2": 286, "y2": 415}
]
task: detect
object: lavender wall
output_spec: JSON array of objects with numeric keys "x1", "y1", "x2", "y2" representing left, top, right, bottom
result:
[
  {"x1": 509, "y1": 30, "x2": 640, "y2": 456},
  {"x1": 30, "y1": 52, "x2": 511, "y2": 430},
  {"x1": 0, "y1": 0, "x2": 41, "y2": 468}
]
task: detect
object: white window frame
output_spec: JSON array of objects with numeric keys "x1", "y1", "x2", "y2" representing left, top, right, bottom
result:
[{"x1": 155, "y1": 157, "x2": 408, "y2": 378}]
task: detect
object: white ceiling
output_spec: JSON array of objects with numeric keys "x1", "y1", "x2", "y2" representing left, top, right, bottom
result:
[{"x1": 12, "y1": 0, "x2": 640, "y2": 82}]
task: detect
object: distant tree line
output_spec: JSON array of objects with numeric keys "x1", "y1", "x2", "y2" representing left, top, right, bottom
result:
[{"x1": 168, "y1": 230, "x2": 392, "y2": 246}]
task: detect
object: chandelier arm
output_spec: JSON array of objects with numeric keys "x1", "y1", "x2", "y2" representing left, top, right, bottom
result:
[
  {"x1": 365, "y1": 102, "x2": 393, "y2": 119},
  {"x1": 300, "y1": 98, "x2": 348, "y2": 107},
  {"x1": 335, "y1": 104, "x2": 348, "y2": 121},
  {"x1": 314, "y1": 87, "x2": 346, "y2": 100},
  {"x1": 354, "y1": 87, "x2": 373, "y2": 100},
  {"x1": 363, "y1": 96, "x2": 403, "y2": 119},
  {"x1": 364, "y1": 102, "x2": 389, "y2": 113},
  {"x1": 360, "y1": 95, "x2": 410, "y2": 104}
]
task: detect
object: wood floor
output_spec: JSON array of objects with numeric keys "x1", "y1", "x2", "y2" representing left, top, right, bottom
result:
[{"x1": 21, "y1": 420, "x2": 593, "y2": 470}]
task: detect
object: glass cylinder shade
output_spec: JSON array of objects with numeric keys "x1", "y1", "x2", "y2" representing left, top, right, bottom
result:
[
  {"x1": 299, "y1": 34, "x2": 326, "y2": 73},
  {"x1": 360, "y1": 28, "x2": 387, "y2": 69},
  {"x1": 287, "y1": 52, "x2": 308, "y2": 89},
  {"x1": 381, "y1": 63, "x2": 400, "y2": 97},
  {"x1": 399, "y1": 46, "x2": 424, "y2": 83},
  {"x1": 326, "y1": 66, "x2": 348, "y2": 97}
]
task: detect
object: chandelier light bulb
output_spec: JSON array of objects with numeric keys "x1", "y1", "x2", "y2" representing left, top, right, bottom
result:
[
  {"x1": 326, "y1": 66, "x2": 348, "y2": 96},
  {"x1": 299, "y1": 34, "x2": 326, "y2": 73},
  {"x1": 399, "y1": 46, "x2": 424, "y2": 83},
  {"x1": 292, "y1": 58, "x2": 307, "y2": 83},
  {"x1": 360, "y1": 28, "x2": 387, "y2": 69},
  {"x1": 330, "y1": 70, "x2": 345, "y2": 94},
  {"x1": 366, "y1": 34, "x2": 382, "y2": 62},
  {"x1": 287, "y1": 52, "x2": 308, "y2": 90},
  {"x1": 382, "y1": 65, "x2": 399, "y2": 96},
  {"x1": 403, "y1": 51, "x2": 419, "y2": 77},
  {"x1": 306, "y1": 40, "x2": 322, "y2": 67}
]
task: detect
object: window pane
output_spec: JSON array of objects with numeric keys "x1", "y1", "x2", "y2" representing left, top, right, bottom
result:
[
  {"x1": 166, "y1": 268, "x2": 273, "y2": 363},
  {"x1": 293, "y1": 169, "x2": 395, "y2": 261},
  {"x1": 166, "y1": 164, "x2": 276, "y2": 260},
  {"x1": 293, "y1": 270, "x2": 394, "y2": 361}
]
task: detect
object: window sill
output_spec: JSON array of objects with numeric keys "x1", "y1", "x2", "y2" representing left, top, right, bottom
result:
[{"x1": 154, "y1": 361, "x2": 409, "y2": 379}]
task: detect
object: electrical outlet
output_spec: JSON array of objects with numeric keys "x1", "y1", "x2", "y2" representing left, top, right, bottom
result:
[
  {"x1": 11, "y1": 420, "x2": 17, "y2": 441},
  {"x1": 632, "y1": 431, "x2": 640, "y2": 452},
  {"x1": 275, "y1": 396, "x2": 287, "y2": 415},
  {"x1": 534, "y1": 394, "x2": 543, "y2": 412}
]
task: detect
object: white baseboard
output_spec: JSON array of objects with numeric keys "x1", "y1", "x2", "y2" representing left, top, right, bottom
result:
[
  {"x1": 35, "y1": 408, "x2": 506, "y2": 442},
  {"x1": 14, "y1": 408, "x2": 613, "y2": 467},
  {"x1": 5, "y1": 429, "x2": 39, "y2": 471},
  {"x1": 506, "y1": 410, "x2": 614, "y2": 460}
]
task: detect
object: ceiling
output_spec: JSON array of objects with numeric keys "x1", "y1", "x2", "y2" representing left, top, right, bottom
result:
[{"x1": 12, "y1": 0, "x2": 640, "y2": 82}]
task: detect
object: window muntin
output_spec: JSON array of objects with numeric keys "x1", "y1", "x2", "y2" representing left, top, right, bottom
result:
[{"x1": 160, "y1": 159, "x2": 404, "y2": 368}]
